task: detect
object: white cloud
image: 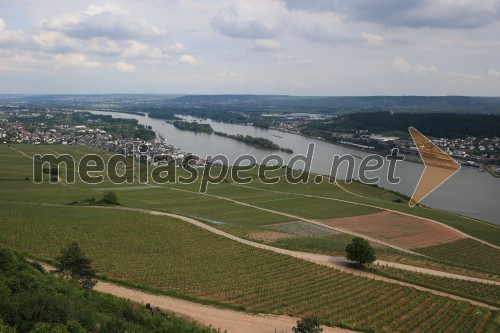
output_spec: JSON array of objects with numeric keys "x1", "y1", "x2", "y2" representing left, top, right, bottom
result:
[
  {"x1": 85, "y1": 37, "x2": 123, "y2": 55},
  {"x1": 178, "y1": 54, "x2": 198, "y2": 66},
  {"x1": 53, "y1": 53, "x2": 102, "y2": 69},
  {"x1": 211, "y1": 2, "x2": 280, "y2": 39},
  {"x1": 165, "y1": 43, "x2": 187, "y2": 54},
  {"x1": 32, "y1": 31, "x2": 171, "y2": 61},
  {"x1": 113, "y1": 60, "x2": 136, "y2": 72},
  {"x1": 272, "y1": 54, "x2": 313, "y2": 66},
  {"x1": 41, "y1": 4, "x2": 167, "y2": 40},
  {"x1": 360, "y1": 32, "x2": 384, "y2": 46},
  {"x1": 1, "y1": 1, "x2": 499, "y2": 95},
  {"x1": 217, "y1": 69, "x2": 242, "y2": 77},
  {"x1": 84, "y1": 4, "x2": 130, "y2": 16},
  {"x1": 0, "y1": 50, "x2": 42, "y2": 72},
  {"x1": 32, "y1": 31, "x2": 80, "y2": 53},
  {"x1": 250, "y1": 39, "x2": 281, "y2": 52},
  {"x1": 393, "y1": 57, "x2": 480, "y2": 80},
  {"x1": 122, "y1": 40, "x2": 168, "y2": 59},
  {"x1": 393, "y1": 57, "x2": 439, "y2": 76},
  {"x1": 487, "y1": 68, "x2": 500, "y2": 76},
  {"x1": 0, "y1": 18, "x2": 31, "y2": 48}
]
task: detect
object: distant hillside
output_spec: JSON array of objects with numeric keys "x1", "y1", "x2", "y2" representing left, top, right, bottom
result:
[
  {"x1": 303, "y1": 112, "x2": 500, "y2": 139},
  {"x1": 2, "y1": 94, "x2": 500, "y2": 115}
]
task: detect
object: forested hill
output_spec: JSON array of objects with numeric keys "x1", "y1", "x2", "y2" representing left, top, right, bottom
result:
[
  {"x1": 303, "y1": 112, "x2": 500, "y2": 139},
  {"x1": 147, "y1": 95, "x2": 500, "y2": 114},
  {"x1": 3, "y1": 95, "x2": 500, "y2": 115}
]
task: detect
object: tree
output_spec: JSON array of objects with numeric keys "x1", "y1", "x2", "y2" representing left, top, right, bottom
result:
[
  {"x1": 55, "y1": 242, "x2": 96, "y2": 289},
  {"x1": 182, "y1": 154, "x2": 196, "y2": 167},
  {"x1": 292, "y1": 317, "x2": 323, "y2": 333},
  {"x1": 345, "y1": 237, "x2": 376, "y2": 267},
  {"x1": 101, "y1": 191, "x2": 119, "y2": 205}
]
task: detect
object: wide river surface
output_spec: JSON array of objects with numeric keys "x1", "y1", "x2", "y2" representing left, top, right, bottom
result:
[{"x1": 88, "y1": 110, "x2": 500, "y2": 225}]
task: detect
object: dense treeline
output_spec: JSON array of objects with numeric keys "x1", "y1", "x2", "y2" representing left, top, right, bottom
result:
[
  {"x1": 0, "y1": 247, "x2": 218, "y2": 333},
  {"x1": 302, "y1": 112, "x2": 500, "y2": 138},
  {"x1": 148, "y1": 108, "x2": 272, "y2": 128},
  {"x1": 214, "y1": 132, "x2": 279, "y2": 149},
  {"x1": 131, "y1": 95, "x2": 500, "y2": 115},
  {"x1": 147, "y1": 111, "x2": 181, "y2": 120},
  {"x1": 214, "y1": 131, "x2": 293, "y2": 153},
  {"x1": 172, "y1": 121, "x2": 214, "y2": 134}
]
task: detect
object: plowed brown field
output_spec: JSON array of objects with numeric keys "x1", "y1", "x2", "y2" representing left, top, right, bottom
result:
[{"x1": 322, "y1": 211, "x2": 466, "y2": 249}]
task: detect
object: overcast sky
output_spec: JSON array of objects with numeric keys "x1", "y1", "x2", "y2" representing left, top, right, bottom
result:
[{"x1": 1, "y1": 0, "x2": 499, "y2": 95}]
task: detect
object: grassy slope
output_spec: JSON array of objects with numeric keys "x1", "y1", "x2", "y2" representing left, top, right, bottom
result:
[{"x1": 0, "y1": 200, "x2": 498, "y2": 332}]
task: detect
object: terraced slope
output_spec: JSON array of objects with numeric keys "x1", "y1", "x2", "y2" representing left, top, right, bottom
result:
[{"x1": 0, "y1": 201, "x2": 498, "y2": 332}]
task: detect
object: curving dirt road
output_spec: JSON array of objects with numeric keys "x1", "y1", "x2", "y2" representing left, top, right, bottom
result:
[
  {"x1": 95, "y1": 205, "x2": 499, "y2": 310},
  {"x1": 94, "y1": 282, "x2": 348, "y2": 333},
  {"x1": 38, "y1": 263, "x2": 349, "y2": 333}
]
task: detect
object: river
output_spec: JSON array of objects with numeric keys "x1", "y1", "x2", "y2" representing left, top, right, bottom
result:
[{"x1": 87, "y1": 110, "x2": 500, "y2": 225}]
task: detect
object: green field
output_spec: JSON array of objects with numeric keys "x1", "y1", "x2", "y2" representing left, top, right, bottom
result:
[{"x1": 0, "y1": 201, "x2": 498, "y2": 332}]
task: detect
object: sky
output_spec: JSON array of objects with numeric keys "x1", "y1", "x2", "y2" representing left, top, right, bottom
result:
[{"x1": 0, "y1": 0, "x2": 499, "y2": 96}]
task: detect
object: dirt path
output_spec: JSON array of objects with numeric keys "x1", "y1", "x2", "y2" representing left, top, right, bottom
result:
[
  {"x1": 94, "y1": 282, "x2": 348, "y2": 333},
  {"x1": 9, "y1": 146, "x2": 33, "y2": 159},
  {"x1": 94, "y1": 205, "x2": 499, "y2": 310},
  {"x1": 372, "y1": 259, "x2": 500, "y2": 285},
  {"x1": 38, "y1": 263, "x2": 347, "y2": 333}
]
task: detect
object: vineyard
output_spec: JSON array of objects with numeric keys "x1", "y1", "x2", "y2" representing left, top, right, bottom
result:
[
  {"x1": 227, "y1": 169, "x2": 500, "y2": 247},
  {"x1": 339, "y1": 180, "x2": 405, "y2": 201},
  {"x1": 1, "y1": 145, "x2": 500, "y2": 332},
  {"x1": 417, "y1": 239, "x2": 500, "y2": 276},
  {"x1": 377, "y1": 266, "x2": 500, "y2": 307},
  {"x1": 265, "y1": 221, "x2": 340, "y2": 237},
  {"x1": 117, "y1": 186, "x2": 293, "y2": 227},
  {"x1": 245, "y1": 195, "x2": 380, "y2": 219},
  {"x1": 0, "y1": 201, "x2": 498, "y2": 332},
  {"x1": 268, "y1": 234, "x2": 361, "y2": 256}
]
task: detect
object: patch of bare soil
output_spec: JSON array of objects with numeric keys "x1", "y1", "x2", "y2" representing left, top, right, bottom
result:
[
  {"x1": 322, "y1": 211, "x2": 466, "y2": 249},
  {"x1": 248, "y1": 231, "x2": 295, "y2": 242}
]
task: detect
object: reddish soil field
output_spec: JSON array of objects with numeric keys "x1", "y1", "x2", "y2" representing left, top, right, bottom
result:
[{"x1": 321, "y1": 211, "x2": 466, "y2": 249}]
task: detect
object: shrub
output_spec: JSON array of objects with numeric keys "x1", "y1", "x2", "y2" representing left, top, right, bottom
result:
[{"x1": 292, "y1": 317, "x2": 323, "y2": 333}]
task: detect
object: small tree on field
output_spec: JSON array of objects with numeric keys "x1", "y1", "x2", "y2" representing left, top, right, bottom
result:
[
  {"x1": 345, "y1": 237, "x2": 376, "y2": 267},
  {"x1": 101, "y1": 191, "x2": 119, "y2": 205},
  {"x1": 292, "y1": 317, "x2": 323, "y2": 333},
  {"x1": 56, "y1": 242, "x2": 96, "y2": 289}
]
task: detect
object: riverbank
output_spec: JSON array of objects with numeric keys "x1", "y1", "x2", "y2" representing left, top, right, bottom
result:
[
  {"x1": 83, "y1": 109, "x2": 500, "y2": 225},
  {"x1": 486, "y1": 165, "x2": 500, "y2": 178}
]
